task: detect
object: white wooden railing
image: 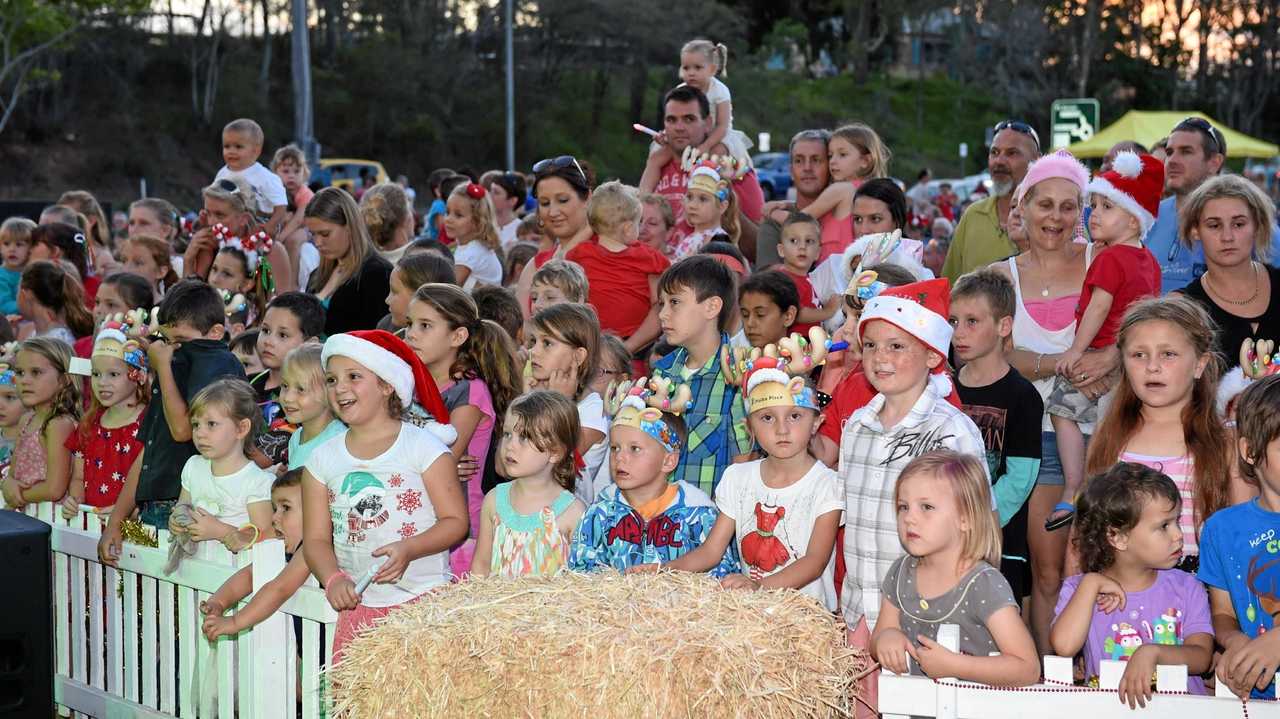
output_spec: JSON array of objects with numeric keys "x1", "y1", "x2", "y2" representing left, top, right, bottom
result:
[
  {"x1": 880, "y1": 624, "x2": 1280, "y2": 718},
  {"x1": 19, "y1": 497, "x2": 1280, "y2": 718},
  {"x1": 16, "y1": 502, "x2": 336, "y2": 719}
]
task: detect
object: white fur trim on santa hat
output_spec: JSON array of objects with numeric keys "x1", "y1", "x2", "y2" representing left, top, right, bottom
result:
[
  {"x1": 1111, "y1": 150, "x2": 1143, "y2": 179},
  {"x1": 859, "y1": 294, "x2": 953, "y2": 358},
  {"x1": 1087, "y1": 175, "x2": 1155, "y2": 237},
  {"x1": 745, "y1": 366, "x2": 790, "y2": 396},
  {"x1": 928, "y1": 371, "x2": 953, "y2": 399},
  {"x1": 1216, "y1": 366, "x2": 1252, "y2": 418},
  {"x1": 322, "y1": 333, "x2": 415, "y2": 407}
]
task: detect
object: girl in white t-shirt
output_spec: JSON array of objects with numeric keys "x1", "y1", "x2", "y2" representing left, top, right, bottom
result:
[
  {"x1": 302, "y1": 330, "x2": 466, "y2": 661},
  {"x1": 640, "y1": 39, "x2": 752, "y2": 193},
  {"x1": 525, "y1": 303, "x2": 608, "y2": 504},
  {"x1": 664, "y1": 359, "x2": 843, "y2": 608},
  {"x1": 169, "y1": 379, "x2": 275, "y2": 561},
  {"x1": 444, "y1": 182, "x2": 504, "y2": 290}
]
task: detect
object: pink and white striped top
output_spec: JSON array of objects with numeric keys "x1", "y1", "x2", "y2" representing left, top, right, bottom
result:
[{"x1": 1119, "y1": 451, "x2": 1198, "y2": 555}]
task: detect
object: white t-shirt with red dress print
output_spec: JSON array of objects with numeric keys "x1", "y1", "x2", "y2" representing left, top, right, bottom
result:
[
  {"x1": 305, "y1": 422, "x2": 453, "y2": 607},
  {"x1": 715, "y1": 458, "x2": 844, "y2": 611}
]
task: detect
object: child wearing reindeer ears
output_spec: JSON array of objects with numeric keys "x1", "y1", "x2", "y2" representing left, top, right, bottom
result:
[
  {"x1": 569, "y1": 376, "x2": 738, "y2": 575},
  {"x1": 836, "y1": 277, "x2": 988, "y2": 716},
  {"x1": 97, "y1": 281, "x2": 246, "y2": 564},
  {"x1": 210, "y1": 222, "x2": 276, "y2": 326},
  {"x1": 671, "y1": 162, "x2": 740, "y2": 259},
  {"x1": 302, "y1": 329, "x2": 466, "y2": 660},
  {"x1": 663, "y1": 354, "x2": 843, "y2": 608},
  {"x1": 60, "y1": 317, "x2": 149, "y2": 518}
]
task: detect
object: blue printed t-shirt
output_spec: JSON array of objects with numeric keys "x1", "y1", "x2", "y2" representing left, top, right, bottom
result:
[
  {"x1": 424, "y1": 199, "x2": 446, "y2": 240},
  {"x1": 1055, "y1": 569, "x2": 1212, "y2": 693},
  {"x1": 1148, "y1": 196, "x2": 1204, "y2": 295},
  {"x1": 1199, "y1": 498, "x2": 1280, "y2": 698},
  {"x1": 568, "y1": 481, "x2": 738, "y2": 577}
]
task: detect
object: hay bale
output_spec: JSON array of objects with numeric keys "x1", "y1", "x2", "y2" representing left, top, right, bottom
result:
[{"x1": 328, "y1": 571, "x2": 868, "y2": 718}]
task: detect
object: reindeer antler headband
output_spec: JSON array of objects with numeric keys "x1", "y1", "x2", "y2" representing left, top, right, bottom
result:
[{"x1": 605, "y1": 374, "x2": 693, "y2": 453}]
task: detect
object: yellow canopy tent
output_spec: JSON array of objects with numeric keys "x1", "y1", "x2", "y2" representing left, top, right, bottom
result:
[{"x1": 1065, "y1": 110, "x2": 1279, "y2": 158}]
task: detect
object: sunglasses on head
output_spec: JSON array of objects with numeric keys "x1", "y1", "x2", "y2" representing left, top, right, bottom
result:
[
  {"x1": 994, "y1": 120, "x2": 1041, "y2": 150},
  {"x1": 532, "y1": 155, "x2": 587, "y2": 185},
  {"x1": 217, "y1": 179, "x2": 242, "y2": 195},
  {"x1": 1174, "y1": 117, "x2": 1226, "y2": 156}
]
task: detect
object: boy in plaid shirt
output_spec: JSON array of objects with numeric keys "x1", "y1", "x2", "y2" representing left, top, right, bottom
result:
[
  {"x1": 651, "y1": 256, "x2": 751, "y2": 498},
  {"x1": 839, "y1": 278, "x2": 987, "y2": 718}
]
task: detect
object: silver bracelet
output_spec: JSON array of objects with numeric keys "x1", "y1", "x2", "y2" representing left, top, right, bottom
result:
[{"x1": 1034, "y1": 353, "x2": 1045, "y2": 378}]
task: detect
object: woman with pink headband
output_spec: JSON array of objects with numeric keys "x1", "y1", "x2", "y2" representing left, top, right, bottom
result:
[{"x1": 988, "y1": 150, "x2": 1121, "y2": 656}]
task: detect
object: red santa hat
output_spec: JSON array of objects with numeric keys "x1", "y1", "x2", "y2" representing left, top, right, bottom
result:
[
  {"x1": 322, "y1": 330, "x2": 456, "y2": 444},
  {"x1": 1087, "y1": 151, "x2": 1165, "y2": 237},
  {"x1": 858, "y1": 278, "x2": 956, "y2": 397}
]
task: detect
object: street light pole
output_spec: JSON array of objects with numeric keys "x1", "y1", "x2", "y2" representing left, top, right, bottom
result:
[
  {"x1": 292, "y1": 0, "x2": 317, "y2": 165},
  {"x1": 504, "y1": 0, "x2": 515, "y2": 171}
]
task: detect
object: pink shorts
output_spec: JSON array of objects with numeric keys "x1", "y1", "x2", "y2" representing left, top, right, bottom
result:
[
  {"x1": 331, "y1": 593, "x2": 427, "y2": 663},
  {"x1": 847, "y1": 617, "x2": 879, "y2": 719}
]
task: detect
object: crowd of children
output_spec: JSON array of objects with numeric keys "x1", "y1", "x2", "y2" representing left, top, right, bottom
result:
[{"x1": 8, "y1": 43, "x2": 1280, "y2": 714}]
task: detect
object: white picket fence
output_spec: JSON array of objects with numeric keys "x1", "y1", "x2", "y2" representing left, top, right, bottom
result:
[
  {"x1": 880, "y1": 624, "x2": 1280, "y2": 718},
  {"x1": 17, "y1": 502, "x2": 337, "y2": 719},
  {"x1": 19, "y1": 496, "x2": 1280, "y2": 718}
]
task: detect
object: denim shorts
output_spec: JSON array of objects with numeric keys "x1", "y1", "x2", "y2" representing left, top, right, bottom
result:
[
  {"x1": 1036, "y1": 431, "x2": 1091, "y2": 486},
  {"x1": 138, "y1": 499, "x2": 177, "y2": 530}
]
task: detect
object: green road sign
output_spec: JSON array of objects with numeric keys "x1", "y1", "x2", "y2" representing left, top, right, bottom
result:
[{"x1": 1050, "y1": 99, "x2": 1100, "y2": 150}]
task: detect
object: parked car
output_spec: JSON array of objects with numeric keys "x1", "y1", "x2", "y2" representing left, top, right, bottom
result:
[
  {"x1": 752, "y1": 152, "x2": 792, "y2": 201},
  {"x1": 311, "y1": 158, "x2": 390, "y2": 193},
  {"x1": 927, "y1": 172, "x2": 991, "y2": 203}
]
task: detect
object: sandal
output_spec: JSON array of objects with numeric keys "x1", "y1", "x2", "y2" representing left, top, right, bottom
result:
[{"x1": 1044, "y1": 501, "x2": 1075, "y2": 532}]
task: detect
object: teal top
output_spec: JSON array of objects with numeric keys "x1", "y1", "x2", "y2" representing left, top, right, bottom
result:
[
  {"x1": 287, "y1": 419, "x2": 347, "y2": 470},
  {"x1": 491, "y1": 482, "x2": 575, "y2": 577}
]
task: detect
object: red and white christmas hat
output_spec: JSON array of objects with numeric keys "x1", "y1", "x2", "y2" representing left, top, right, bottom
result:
[
  {"x1": 322, "y1": 329, "x2": 456, "y2": 445},
  {"x1": 858, "y1": 277, "x2": 955, "y2": 396},
  {"x1": 1087, "y1": 151, "x2": 1165, "y2": 237}
]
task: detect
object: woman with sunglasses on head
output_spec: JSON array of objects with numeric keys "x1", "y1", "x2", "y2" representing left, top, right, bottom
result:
[
  {"x1": 183, "y1": 177, "x2": 297, "y2": 294},
  {"x1": 514, "y1": 156, "x2": 595, "y2": 318}
]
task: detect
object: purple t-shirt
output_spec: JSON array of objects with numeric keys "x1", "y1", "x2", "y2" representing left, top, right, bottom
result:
[{"x1": 1054, "y1": 569, "x2": 1212, "y2": 693}]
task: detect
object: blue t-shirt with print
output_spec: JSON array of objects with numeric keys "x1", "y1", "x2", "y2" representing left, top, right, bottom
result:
[
  {"x1": 424, "y1": 198, "x2": 446, "y2": 240},
  {"x1": 1148, "y1": 196, "x2": 1204, "y2": 295},
  {"x1": 1199, "y1": 498, "x2": 1280, "y2": 699}
]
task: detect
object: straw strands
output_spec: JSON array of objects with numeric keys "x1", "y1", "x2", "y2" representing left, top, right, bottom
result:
[{"x1": 328, "y1": 570, "x2": 868, "y2": 718}]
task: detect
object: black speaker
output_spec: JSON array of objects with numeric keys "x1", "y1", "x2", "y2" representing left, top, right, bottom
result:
[{"x1": 0, "y1": 510, "x2": 52, "y2": 718}]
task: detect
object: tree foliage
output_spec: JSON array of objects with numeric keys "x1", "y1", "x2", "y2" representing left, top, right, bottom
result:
[
  {"x1": 0, "y1": 0, "x2": 1277, "y2": 204},
  {"x1": 0, "y1": 0, "x2": 144, "y2": 135}
]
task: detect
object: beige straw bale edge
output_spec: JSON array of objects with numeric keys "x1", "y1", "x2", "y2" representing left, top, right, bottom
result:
[{"x1": 328, "y1": 571, "x2": 868, "y2": 718}]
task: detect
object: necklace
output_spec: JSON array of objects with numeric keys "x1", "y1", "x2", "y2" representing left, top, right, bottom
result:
[{"x1": 1205, "y1": 262, "x2": 1259, "y2": 306}]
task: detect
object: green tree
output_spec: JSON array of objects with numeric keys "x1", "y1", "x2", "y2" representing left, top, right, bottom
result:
[{"x1": 0, "y1": 0, "x2": 143, "y2": 135}]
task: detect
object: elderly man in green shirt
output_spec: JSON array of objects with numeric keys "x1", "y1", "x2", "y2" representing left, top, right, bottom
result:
[{"x1": 942, "y1": 121, "x2": 1042, "y2": 282}]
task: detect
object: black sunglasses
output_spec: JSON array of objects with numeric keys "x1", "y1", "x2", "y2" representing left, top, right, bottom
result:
[
  {"x1": 1174, "y1": 117, "x2": 1226, "y2": 156},
  {"x1": 216, "y1": 179, "x2": 242, "y2": 195},
  {"x1": 994, "y1": 120, "x2": 1041, "y2": 150},
  {"x1": 532, "y1": 155, "x2": 588, "y2": 185}
]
